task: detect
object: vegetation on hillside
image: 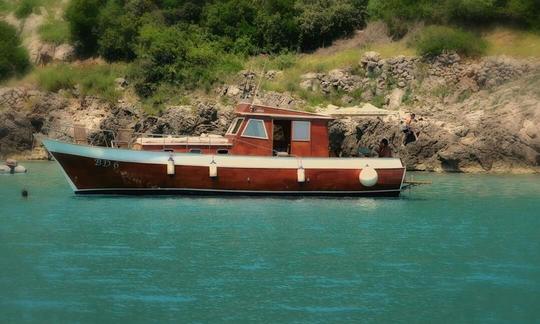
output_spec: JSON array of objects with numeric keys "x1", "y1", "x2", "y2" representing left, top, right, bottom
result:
[
  {"x1": 64, "y1": 0, "x2": 367, "y2": 97},
  {"x1": 368, "y1": 0, "x2": 540, "y2": 37},
  {"x1": 414, "y1": 26, "x2": 487, "y2": 57},
  {"x1": 36, "y1": 63, "x2": 127, "y2": 102},
  {"x1": 2, "y1": 0, "x2": 540, "y2": 111},
  {"x1": 39, "y1": 18, "x2": 70, "y2": 44},
  {"x1": 0, "y1": 21, "x2": 30, "y2": 81}
]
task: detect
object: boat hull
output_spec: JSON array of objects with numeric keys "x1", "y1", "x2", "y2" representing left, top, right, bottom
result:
[{"x1": 43, "y1": 139, "x2": 406, "y2": 197}]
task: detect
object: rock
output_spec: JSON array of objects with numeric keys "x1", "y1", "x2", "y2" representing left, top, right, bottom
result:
[
  {"x1": 301, "y1": 72, "x2": 318, "y2": 80},
  {"x1": 361, "y1": 51, "x2": 381, "y2": 64},
  {"x1": 53, "y1": 44, "x2": 75, "y2": 62},
  {"x1": 452, "y1": 126, "x2": 469, "y2": 137},
  {"x1": 523, "y1": 120, "x2": 537, "y2": 139},
  {"x1": 341, "y1": 95, "x2": 354, "y2": 105},
  {"x1": 387, "y1": 88, "x2": 405, "y2": 110},
  {"x1": 265, "y1": 70, "x2": 281, "y2": 80},
  {"x1": 225, "y1": 85, "x2": 240, "y2": 97},
  {"x1": 35, "y1": 44, "x2": 55, "y2": 66},
  {"x1": 299, "y1": 80, "x2": 314, "y2": 91},
  {"x1": 115, "y1": 78, "x2": 128, "y2": 90}
]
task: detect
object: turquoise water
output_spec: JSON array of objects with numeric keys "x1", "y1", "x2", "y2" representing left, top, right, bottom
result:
[{"x1": 1, "y1": 161, "x2": 539, "y2": 323}]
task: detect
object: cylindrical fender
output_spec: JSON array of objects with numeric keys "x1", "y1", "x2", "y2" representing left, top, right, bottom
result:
[
  {"x1": 166, "y1": 156, "x2": 175, "y2": 175},
  {"x1": 297, "y1": 167, "x2": 305, "y2": 183},
  {"x1": 209, "y1": 162, "x2": 218, "y2": 178}
]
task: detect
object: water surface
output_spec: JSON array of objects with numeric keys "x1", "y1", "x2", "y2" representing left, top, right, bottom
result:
[{"x1": 1, "y1": 162, "x2": 539, "y2": 322}]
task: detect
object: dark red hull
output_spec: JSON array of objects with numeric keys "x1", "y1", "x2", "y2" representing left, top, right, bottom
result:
[{"x1": 51, "y1": 151, "x2": 405, "y2": 197}]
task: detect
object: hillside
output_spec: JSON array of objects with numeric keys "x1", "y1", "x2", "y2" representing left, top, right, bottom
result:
[{"x1": 0, "y1": 0, "x2": 539, "y2": 173}]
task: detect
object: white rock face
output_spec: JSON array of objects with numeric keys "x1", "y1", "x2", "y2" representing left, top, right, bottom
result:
[
  {"x1": 387, "y1": 88, "x2": 405, "y2": 110},
  {"x1": 53, "y1": 44, "x2": 76, "y2": 62}
]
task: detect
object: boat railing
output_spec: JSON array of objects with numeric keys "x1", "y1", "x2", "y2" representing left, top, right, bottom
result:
[{"x1": 38, "y1": 123, "x2": 223, "y2": 150}]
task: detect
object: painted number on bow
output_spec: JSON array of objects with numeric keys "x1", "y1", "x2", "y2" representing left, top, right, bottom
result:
[{"x1": 95, "y1": 159, "x2": 119, "y2": 169}]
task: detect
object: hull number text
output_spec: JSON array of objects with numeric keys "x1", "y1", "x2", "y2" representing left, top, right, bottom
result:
[{"x1": 95, "y1": 159, "x2": 119, "y2": 169}]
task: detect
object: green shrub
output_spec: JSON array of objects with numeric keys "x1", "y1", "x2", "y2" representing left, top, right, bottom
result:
[
  {"x1": 15, "y1": 0, "x2": 40, "y2": 19},
  {"x1": 96, "y1": 0, "x2": 138, "y2": 61},
  {"x1": 65, "y1": 0, "x2": 105, "y2": 56},
  {"x1": 0, "y1": 0, "x2": 14, "y2": 13},
  {"x1": 36, "y1": 64, "x2": 76, "y2": 92},
  {"x1": 415, "y1": 26, "x2": 486, "y2": 57},
  {"x1": 39, "y1": 19, "x2": 70, "y2": 44},
  {"x1": 0, "y1": 21, "x2": 30, "y2": 81},
  {"x1": 36, "y1": 63, "x2": 126, "y2": 102},
  {"x1": 295, "y1": 0, "x2": 367, "y2": 50},
  {"x1": 367, "y1": 0, "x2": 540, "y2": 36},
  {"x1": 132, "y1": 24, "x2": 243, "y2": 97},
  {"x1": 273, "y1": 53, "x2": 297, "y2": 70}
]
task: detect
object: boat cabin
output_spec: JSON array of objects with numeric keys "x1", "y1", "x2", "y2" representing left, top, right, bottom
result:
[{"x1": 133, "y1": 103, "x2": 333, "y2": 157}]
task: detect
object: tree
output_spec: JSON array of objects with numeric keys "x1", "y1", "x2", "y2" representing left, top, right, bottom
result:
[
  {"x1": 65, "y1": 0, "x2": 106, "y2": 56},
  {"x1": 133, "y1": 24, "x2": 238, "y2": 96},
  {"x1": 296, "y1": 0, "x2": 367, "y2": 50},
  {"x1": 97, "y1": 0, "x2": 139, "y2": 61},
  {"x1": 0, "y1": 22, "x2": 30, "y2": 81}
]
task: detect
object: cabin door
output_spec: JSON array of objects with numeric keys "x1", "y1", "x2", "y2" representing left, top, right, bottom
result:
[{"x1": 272, "y1": 120, "x2": 291, "y2": 155}]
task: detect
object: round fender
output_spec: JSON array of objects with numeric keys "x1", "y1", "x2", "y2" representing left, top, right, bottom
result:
[
  {"x1": 0, "y1": 165, "x2": 10, "y2": 174},
  {"x1": 359, "y1": 167, "x2": 378, "y2": 187}
]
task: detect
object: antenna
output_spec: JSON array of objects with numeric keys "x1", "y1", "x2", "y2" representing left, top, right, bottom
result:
[{"x1": 250, "y1": 54, "x2": 268, "y2": 110}]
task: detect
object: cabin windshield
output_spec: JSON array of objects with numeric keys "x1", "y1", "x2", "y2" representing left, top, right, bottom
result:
[
  {"x1": 226, "y1": 118, "x2": 244, "y2": 135},
  {"x1": 242, "y1": 119, "x2": 268, "y2": 139}
]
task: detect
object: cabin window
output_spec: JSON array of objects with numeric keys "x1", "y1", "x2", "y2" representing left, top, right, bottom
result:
[
  {"x1": 292, "y1": 121, "x2": 310, "y2": 141},
  {"x1": 217, "y1": 149, "x2": 229, "y2": 154},
  {"x1": 189, "y1": 149, "x2": 202, "y2": 154},
  {"x1": 241, "y1": 119, "x2": 268, "y2": 139},
  {"x1": 226, "y1": 118, "x2": 244, "y2": 135}
]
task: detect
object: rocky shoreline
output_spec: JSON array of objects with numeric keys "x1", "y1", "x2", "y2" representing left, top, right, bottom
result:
[{"x1": 1, "y1": 52, "x2": 539, "y2": 173}]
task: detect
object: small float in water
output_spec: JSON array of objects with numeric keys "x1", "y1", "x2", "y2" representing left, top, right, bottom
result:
[{"x1": 0, "y1": 159, "x2": 27, "y2": 174}]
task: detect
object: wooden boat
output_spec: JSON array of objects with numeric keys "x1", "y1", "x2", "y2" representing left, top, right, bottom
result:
[{"x1": 41, "y1": 103, "x2": 406, "y2": 196}]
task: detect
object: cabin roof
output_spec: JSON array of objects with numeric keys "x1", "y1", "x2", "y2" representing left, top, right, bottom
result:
[{"x1": 235, "y1": 103, "x2": 333, "y2": 120}]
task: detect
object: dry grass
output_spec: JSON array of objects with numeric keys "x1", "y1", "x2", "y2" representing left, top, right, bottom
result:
[{"x1": 484, "y1": 28, "x2": 540, "y2": 58}]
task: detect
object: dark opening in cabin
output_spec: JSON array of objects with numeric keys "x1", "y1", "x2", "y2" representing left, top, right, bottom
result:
[{"x1": 273, "y1": 120, "x2": 291, "y2": 155}]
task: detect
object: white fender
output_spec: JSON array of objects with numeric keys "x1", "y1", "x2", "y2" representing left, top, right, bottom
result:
[
  {"x1": 14, "y1": 165, "x2": 27, "y2": 173},
  {"x1": 209, "y1": 162, "x2": 218, "y2": 178},
  {"x1": 0, "y1": 165, "x2": 10, "y2": 174},
  {"x1": 359, "y1": 166, "x2": 378, "y2": 187},
  {"x1": 166, "y1": 156, "x2": 175, "y2": 175},
  {"x1": 297, "y1": 167, "x2": 305, "y2": 183}
]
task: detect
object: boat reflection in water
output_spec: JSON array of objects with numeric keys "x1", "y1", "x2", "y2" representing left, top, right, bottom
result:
[{"x1": 41, "y1": 103, "x2": 406, "y2": 196}]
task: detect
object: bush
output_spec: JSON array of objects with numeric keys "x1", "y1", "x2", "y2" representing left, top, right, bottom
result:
[
  {"x1": 367, "y1": 0, "x2": 540, "y2": 36},
  {"x1": 36, "y1": 64, "x2": 76, "y2": 92},
  {"x1": 132, "y1": 24, "x2": 243, "y2": 97},
  {"x1": 0, "y1": 21, "x2": 30, "y2": 81},
  {"x1": 37, "y1": 63, "x2": 125, "y2": 102},
  {"x1": 0, "y1": 0, "x2": 14, "y2": 13},
  {"x1": 295, "y1": 0, "x2": 367, "y2": 50},
  {"x1": 14, "y1": 0, "x2": 39, "y2": 19},
  {"x1": 414, "y1": 26, "x2": 486, "y2": 57},
  {"x1": 96, "y1": 0, "x2": 138, "y2": 61},
  {"x1": 65, "y1": 0, "x2": 105, "y2": 56},
  {"x1": 39, "y1": 19, "x2": 70, "y2": 44}
]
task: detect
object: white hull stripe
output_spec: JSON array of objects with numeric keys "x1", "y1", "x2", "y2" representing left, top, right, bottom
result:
[{"x1": 43, "y1": 138, "x2": 405, "y2": 170}]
